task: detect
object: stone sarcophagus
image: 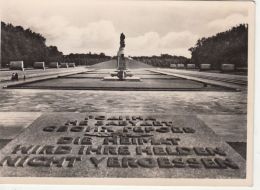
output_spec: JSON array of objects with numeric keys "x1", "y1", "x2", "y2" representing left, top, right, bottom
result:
[
  {"x1": 221, "y1": 64, "x2": 235, "y2": 72},
  {"x1": 48, "y1": 62, "x2": 59, "y2": 68},
  {"x1": 60, "y1": 63, "x2": 69, "y2": 68},
  {"x1": 9, "y1": 61, "x2": 24, "y2": 71},
  {"x1": 33, "y1": 62, "x2": 45, "y2": 69},
  {"x1": 200, "y1": 64, "x2": 211, "y2": 71},
  {"x1": 177, "y1": 64, "x2": 185, "y2": 69},
  {"x1": 170, "y1": 64, "x2": 177, "y2": 68},
  {"x1": 187, "y1": 64, "x2": 196, "y2": 69},
  {"x1": 68, "y1": 63, "x2": 76, "y2": 67}
]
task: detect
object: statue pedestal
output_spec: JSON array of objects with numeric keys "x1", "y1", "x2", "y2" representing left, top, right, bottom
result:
[
  {"x1": 117, "y1": 47, "x2": 126, "y2": 70},
  {"x1": 103, "y1": 76, "x2": 141, "y2": 82}
]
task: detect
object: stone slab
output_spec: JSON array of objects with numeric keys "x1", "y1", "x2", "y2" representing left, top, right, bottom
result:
[
  {"x1": 103, "y1": 76, "x2": 141, "y2": 82},
  {"x1": 0, "y1": 112, "x2": 42, "y2": 139},
  {"x1": 0, "y1": 113, "x2": 245, "y2": 178},
  {"x1": 197, "y1": 115, "x2": 247, "y2": 142}
]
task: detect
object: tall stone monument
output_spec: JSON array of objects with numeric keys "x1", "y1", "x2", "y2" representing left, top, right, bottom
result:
[
  {"x1": 117, "y1": 33, "x2": 126, "y2": 71},
  {"x1": 104, "y1": 33, "x2": 140, "y2": 81},
  {"x1": 115, "y1": 33, "x2": 128, "y2": 80}
]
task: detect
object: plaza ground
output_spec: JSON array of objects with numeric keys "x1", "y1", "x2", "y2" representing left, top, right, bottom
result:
[{"x1": 0, "y1": 60, "x2": 248, "y2": 159}]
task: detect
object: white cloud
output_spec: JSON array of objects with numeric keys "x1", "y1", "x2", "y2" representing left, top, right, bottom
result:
[
  {"x1": 22, "y1": 16, "x2": 197, "y2": 57},
  {"x1": 127, "y1": 31, "x2": 198, "y2": 57},
  {"x1": 160, "y1": 31, "x2": 198, "y2": 49},
  {"x1": 207, "y1": 14, "x2": 248, "y2": 35},
  {"x1": 128, "y1": 32, "x2": 160, "y2": 51},
  {"x1": 26, "y1": 17, "x2": 119, "y2": 54},
  {"x1": 1, "y1": 0, "x2": 249, "y2": 57}
]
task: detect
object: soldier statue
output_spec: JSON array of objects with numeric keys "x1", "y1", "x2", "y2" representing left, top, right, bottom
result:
[
  {"x1": 110, "y1": 32, "x2": 133, "y2": 80},
  {"x1": 120, "y1": 33, "x2": 125, "y2": 48}
]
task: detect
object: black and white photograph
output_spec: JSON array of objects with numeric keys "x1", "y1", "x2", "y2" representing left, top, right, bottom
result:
[{"x1": 0, "y1": 0, "x2": 255, "y2": 186}]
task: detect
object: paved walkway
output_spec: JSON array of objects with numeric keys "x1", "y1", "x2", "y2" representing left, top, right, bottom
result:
[
  {"x1": 0, "y1": 66, "x2": 87, "y2": 82},
  {"x1": 156, "y1": 68, "x2": 247, "y2": 82},
  {"x1": 0, "y1": 67, "x2": 89, "y2": 89},
  {"x1": 0, "y1": 63, "x2": 248, "y2": 157},
  {"x1": 148, "y1": 68, "x2": 247, "y2": 91}
]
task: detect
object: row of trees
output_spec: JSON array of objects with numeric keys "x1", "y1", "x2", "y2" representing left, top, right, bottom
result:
[
  {"x1": 132, "y1": 54, "x2": 190, "y2": 68},
  {"x1": 189, "y1": 24, "x2": 248, "y2": 70},
  {"x1": 1, "y1": 22, "x2": 63, "y2": 68},
  {"x1": 1, "y1": 22, "x2": 110, "y2": 68},
  {"x1": 1, "y1": 22, "x2": 248, "y2": 70},
  {"x1": 133, "y1": 24, "x2": 248, "y2": 70},
  {"x1": 63, "y1": 53, "x2": 110, "y2": 65}
]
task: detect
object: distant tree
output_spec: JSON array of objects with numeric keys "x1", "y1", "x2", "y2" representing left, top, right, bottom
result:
[
  {"x1": 1, "y1": 21, "x2": 111, "y2": 67},
  {"x1": 189, "y1": 24, "x2": 248, "y2": 70},
  {"x1": 132, "y1": 54, "x2": 190, "y2": 68},
  {"x1": 1, "y1": 21, "x2": 62, "y2": 67}
]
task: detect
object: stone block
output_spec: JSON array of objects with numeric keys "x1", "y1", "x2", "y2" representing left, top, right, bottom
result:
[
  {"x1": 33, "y1": 62, "x2": 45, "y2": 69},
  {"x1": 200, "y1": 64, "x2": 211, "y2": 70},
  {"x1": 9, "y1": 61, "x2": 24, "y2": 71},
  {"x1": 48, "y1": 62, "x2": 59, "y2": 68},
  {"x1": 221, "y1": 64, "x2": 235, "y2": 72},
  {"x1": 68, "y1": 63, "x2": 76, "y2": 67},
  {"x1": 60, "y1": 63, "x2": 68, "y2": 68},
  {"x1": 187, "y1": 64, "x2": 196, "y2": 69},
  {"x1": 177, "y1": 64, "x2": 185, "y2": 69},
  {"x1": 0, "y1": 113, "x2": 246, "y2": 178},
  {"x1": 170, "y1": 64, "x2": 177, "y2": 68}
]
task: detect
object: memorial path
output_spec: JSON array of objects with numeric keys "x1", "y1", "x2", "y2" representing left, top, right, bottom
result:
[{"x1": 0, "y1": 60, "x2": 247, "y2": 178}]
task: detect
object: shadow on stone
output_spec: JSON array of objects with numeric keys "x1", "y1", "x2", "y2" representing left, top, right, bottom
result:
[
  {"x1": 0, "y1": 139, "x2": 12, "y2": 150},
  {"x1": 227, "y1": 142, "x2": 246, "y2": 160}
]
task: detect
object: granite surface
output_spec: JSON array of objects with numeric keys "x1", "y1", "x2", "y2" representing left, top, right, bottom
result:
[
  {"x1": 0, "y1": 113, "x2": 246, "y2": 178},
  {"x1": 0, "y1": 61, "x2": 248, "y2": 179}
]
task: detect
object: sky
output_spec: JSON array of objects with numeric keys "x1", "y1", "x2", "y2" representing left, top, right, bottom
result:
[{"x1": 0, "y1": 0, "x2": 250, "y2": 57}]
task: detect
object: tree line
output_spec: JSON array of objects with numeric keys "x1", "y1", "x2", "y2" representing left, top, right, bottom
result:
[
  {"x1": 1, "y1": 22, "x2": 110, "y2": 68},
  {"x1": 1, "y1": 22, "x2": 248, "y2": 70},
  {"x1": 63, "y1": 52, "x2": 110, "y2": 65},
  {"x1": 189, "y1": 24, "x2": 248, "y2": 70},
  {"x1": 132, "y1": 54, "x2": 189, "y2": 68},
  {"x1": 133, "y1": 24, "x2": 248, "y2": 70}
]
